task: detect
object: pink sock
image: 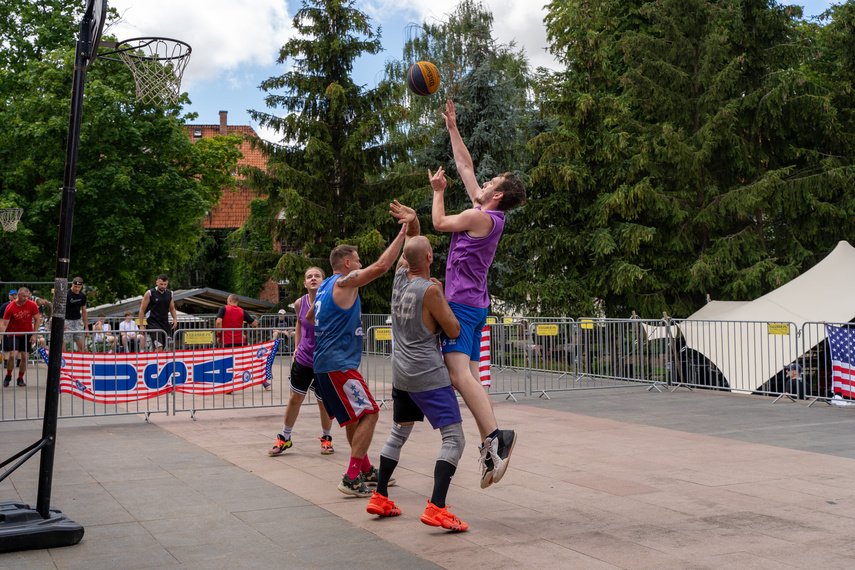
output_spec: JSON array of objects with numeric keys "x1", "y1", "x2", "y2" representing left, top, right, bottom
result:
[
  {"x1": 361, "y1": 455, "x2": 372, "y2": 473},
  {"x1": 347, "y1": 456, "x2": 362, "y2": 479}
]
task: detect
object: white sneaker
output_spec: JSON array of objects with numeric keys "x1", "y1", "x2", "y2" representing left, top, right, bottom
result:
[{"x1": 478, "y1": 437, "x2": 503, "y2": 489}]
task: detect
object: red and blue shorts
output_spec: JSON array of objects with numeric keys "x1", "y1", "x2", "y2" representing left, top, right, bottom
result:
[{"x1": 313, "y1": 369, "x2": 378, "y2": 426}]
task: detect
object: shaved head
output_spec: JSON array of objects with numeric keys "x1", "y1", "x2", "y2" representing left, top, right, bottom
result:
[{"x1": 403, "y1": 236, "x2": 432, "y2": 270}]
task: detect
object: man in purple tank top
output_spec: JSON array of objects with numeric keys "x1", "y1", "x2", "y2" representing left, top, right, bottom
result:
[{"x1": 431, "y1": 99, "x2": 527, "y2": 489}]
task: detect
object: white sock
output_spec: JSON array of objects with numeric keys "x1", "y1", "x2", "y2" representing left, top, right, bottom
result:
[
  {"x1": 282, "y1": 425, "x2": 293, "y2": 440},
  {"x1": 322, "y1": 429, "x2": 331, "y2": 438}
]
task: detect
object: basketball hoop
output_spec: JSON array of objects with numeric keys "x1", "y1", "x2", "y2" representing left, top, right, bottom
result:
[
  {"x1": 0, "y1": 208, "x2": 23, "y2": 232},
  {"x1": 100, "y1": 37, "x2": 192, "y2": 105}
]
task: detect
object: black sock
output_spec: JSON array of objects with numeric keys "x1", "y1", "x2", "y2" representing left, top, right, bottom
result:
[
  {"x1": 377, "y1": 455, "x2": 398, "y2": 497},
  {"x1": 430, "y1": 460, "x2": 457, "y2": 508}
]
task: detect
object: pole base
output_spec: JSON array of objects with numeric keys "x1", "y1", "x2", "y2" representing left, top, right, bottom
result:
[{"x1": 0, "y1": 501, "x2": 84, "y2": 553}]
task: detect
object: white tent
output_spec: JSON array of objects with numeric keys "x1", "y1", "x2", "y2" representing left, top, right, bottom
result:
[{"x1": 678, "y1": 241, "x2": 855, "y2": 392}]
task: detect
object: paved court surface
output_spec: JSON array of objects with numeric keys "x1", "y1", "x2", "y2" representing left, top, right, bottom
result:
[{"x1": 2, "y1": 387, "x2": 855, "y2": 568}]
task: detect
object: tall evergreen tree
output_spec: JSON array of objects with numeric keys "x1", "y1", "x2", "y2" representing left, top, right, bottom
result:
[
  {"x1": 520, "y1": 0, "x2": 855, "y2": 318},
  {"x1": 384, "y1": 0, "x2": 532, "y2": 306},
  {"x1": 246, "y1": 0, "x2": 413, "y2": 312}
]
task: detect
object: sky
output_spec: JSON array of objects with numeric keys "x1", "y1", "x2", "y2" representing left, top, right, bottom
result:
[{"x1": 104, "y1": 0, "x2": 837, "y2": 143}]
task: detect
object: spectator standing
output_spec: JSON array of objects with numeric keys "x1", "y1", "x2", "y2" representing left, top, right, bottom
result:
[
  {"x1": 139, "y1": 274, "x2": 178, "y2": 351},
  {"x1": 1, "y1": 287, "x2": 41, "y2": 387},
  {"x1": 65, "y1": 277, "x2": 88, "y2": 352}
]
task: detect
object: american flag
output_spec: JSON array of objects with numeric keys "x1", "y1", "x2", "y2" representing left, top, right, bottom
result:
[
  {"x1": 40, "y1": 339, "x2": 279, "y2": 404},
  {"x1": 825, "y1": 325, "x2": 855, "y2": 398}
]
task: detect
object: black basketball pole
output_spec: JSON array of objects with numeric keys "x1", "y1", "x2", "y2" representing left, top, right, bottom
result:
[
  {"x1": 0, "y1": 6, "x2": 94, "y2": 552},
  {"x1": 36, "y1": 26, "x2": 90, "y2": 522}
]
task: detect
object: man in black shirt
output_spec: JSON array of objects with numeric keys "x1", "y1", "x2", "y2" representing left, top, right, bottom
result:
[
  {"x1": 65, "y1": 277, "x2": 88, "y2": 353},
  {"x1": 138, "y1": 274, "x2": 178, "y2": 352}
]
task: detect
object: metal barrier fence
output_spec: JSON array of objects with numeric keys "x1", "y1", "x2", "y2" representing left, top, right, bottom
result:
[{"x1": 4, "y1": 316, "x2": 853, "y2": 422}]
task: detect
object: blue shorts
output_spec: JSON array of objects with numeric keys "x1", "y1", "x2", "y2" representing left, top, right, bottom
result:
[
  {"x1": 392, "y1": 386, "x2": 462, "y2": 430},
  {"x1": 440, "y1": 302, "x2": 488, "y2": 361}
]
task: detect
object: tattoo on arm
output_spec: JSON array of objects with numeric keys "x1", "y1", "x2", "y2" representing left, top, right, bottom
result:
[{"x1": 337, "y1": 271, "x2": 360, "y2": 285}]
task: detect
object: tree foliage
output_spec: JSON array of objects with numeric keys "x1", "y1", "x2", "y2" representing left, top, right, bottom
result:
[
  {"x1": 518, "y1": 0, "x2": 855, "y2": 318},
  {"x1": 246, "y1": 0, "x2": 417, "y2": 312},
  {"x1": 0, "y1": 0, "x2": 242, "y2": 303},
  {"x1": 384, "y1": 0, "x2": 533, "y2": 306}
]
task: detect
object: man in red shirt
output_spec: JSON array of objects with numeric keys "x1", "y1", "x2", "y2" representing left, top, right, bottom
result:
[
  {"x1": 215, "y1": 294, "x2": 259, "y2": 347},
  {"x1": 0, "y1": 287, "x2": 42, "y2": 387}
]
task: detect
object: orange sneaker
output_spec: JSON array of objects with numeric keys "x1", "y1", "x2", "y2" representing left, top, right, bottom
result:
[
  {"x1": 366, "y1": 491, "x2": 401, "y2": 517},
  {"x1": 420, "y1": 501, "x2": 468, "y2": 531}
]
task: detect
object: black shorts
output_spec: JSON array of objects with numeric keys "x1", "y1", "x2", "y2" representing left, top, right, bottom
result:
[
  {"x1": 392, "y1": 387, "x2": 425, "y2": 424},
  {"x1": 289, "y1": 360, "x2": 321, "y2": 401},
  {"x1": 146, "y1": 321, "x2": 170, "y2": 346},
  {"x1": 2, "y1": 334, "x2": 31, "y2": 353}
]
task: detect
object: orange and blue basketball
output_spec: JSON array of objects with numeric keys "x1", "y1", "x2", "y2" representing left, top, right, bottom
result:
[{"x1": 406, "y1": 61, "x2": 440, "y2": 96}]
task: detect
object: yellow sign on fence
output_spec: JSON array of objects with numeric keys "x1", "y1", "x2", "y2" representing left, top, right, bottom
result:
[
  {"x1": 536, "y1": 324, "x2": 559, "y2": 336},
  {"x1": 486, "y1": 317, "x2": 497, "y2": 325},
  {"x1": 184, "y1": 331, "x2": 214, "y2": 345},
  {"x1": 580, "y1": 319, "x2": 594, "y2": 330},
  {"x1": 375, "y1": 328, "x2": 392, "y2": 341},
  {"x1": 503, "y1": 317, "x2": 515, "y2": 324},
  {"x1": 767, "y1": 323, "x2": 790, "y2": 336}
]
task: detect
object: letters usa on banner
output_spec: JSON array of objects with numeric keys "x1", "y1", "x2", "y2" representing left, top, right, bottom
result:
[
  {"x1": 825, "y1": 325, "x2": 855, "y2": 398},
  {"x1": 39, "y1": 339, "x2": 280, "y2": 404}
]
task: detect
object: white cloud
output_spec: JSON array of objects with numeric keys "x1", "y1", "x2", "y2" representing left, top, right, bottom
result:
[
  {"x1": 106, "y1": 0, "x2": 295, "y2": 89},
  {"x1": 362, "y1": 0, "x2": 559, "y2": 70}
]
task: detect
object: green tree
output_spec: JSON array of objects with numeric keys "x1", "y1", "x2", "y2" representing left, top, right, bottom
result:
[
  {"x1": 246, "y1": 0, "x2": 413, "y2": 312},
  {"x1": 521, "y1": 0, "x2": 855, "y2": 318},
  {"x1": 0, "y1": 0, "x2": 242, "y2": 302},
  {"x1": 384, "y1": 0, "x2": 532, "y2": 306}
]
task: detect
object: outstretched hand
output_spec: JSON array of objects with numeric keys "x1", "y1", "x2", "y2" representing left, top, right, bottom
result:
[
  {"x1": 429, "y1": 167, "x2": 447, "y2": 193},
  {"x1": 390, "y1": 200, "x2": 416, "y2": 225},
  {"x1": 441, "y1": 99, "x2": 457, "y2": 131}
]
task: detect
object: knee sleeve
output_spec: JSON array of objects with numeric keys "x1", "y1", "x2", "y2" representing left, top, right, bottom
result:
[
  {"x1": 380, "y1": 423, "x2": 413, "y2": 463},
  {"x1": 437, "y1": 422, "x2": 465, "y2": 467}
]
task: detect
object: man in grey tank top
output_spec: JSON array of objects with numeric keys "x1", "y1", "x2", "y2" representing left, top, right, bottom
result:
[{"x1": 366, "y1": 203, "x2": 469, "y2": 531}]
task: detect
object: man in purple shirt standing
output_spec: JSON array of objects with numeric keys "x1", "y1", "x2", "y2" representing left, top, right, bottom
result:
[{"x1": 431, "y1": 99, "x2": 527, "y2": 488}]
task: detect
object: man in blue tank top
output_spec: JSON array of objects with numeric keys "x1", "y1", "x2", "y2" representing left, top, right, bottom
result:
[
  {"x1": 432, "y1": 99, "x2": 526, "y2": 488},
  {"x1": 311, "y1": 216, "x2": 409, "y2": 497}
]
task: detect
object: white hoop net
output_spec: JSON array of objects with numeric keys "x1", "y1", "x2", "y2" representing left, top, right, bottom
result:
[
  {"x1": 115, "y1": 38, "x2": 191, "y2": 105},
  {"x1": 0, "y1": 208, "x2": 23, "y2": 232}
]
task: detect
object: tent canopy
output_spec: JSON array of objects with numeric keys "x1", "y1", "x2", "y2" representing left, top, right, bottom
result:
[{"x1": 679, "y1": 241, "x2": 855, "y2": 391}]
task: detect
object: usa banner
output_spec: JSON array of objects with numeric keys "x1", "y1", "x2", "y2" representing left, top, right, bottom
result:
[{"x1": 39, "y1": 339, "x2": 279, "y2": 404}]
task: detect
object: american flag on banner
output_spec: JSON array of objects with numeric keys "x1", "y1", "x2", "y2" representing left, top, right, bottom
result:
[
  {"x1": 479, "y1": 325, "x2": 491, "y2": 387},
  {"x1": 39, "y1": 339, "x2": 279, "y2": 404},
  {"x1": 825, "y1": 325, "x2": 855, "y2": 398}
]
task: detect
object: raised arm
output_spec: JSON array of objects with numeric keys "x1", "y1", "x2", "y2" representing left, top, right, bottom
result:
[
  {"x1": 336, "y1": 223, "x2": 409, "y2": 289},
  {"x1": 431, "y1": 167, "x2": 494, "y2": 235},
  {"x1": 443, "y1": 99, "x2": 480, "y2": 203},
  {"x1": 390, "y1": 200, "x2": 419, "y2": 270}
]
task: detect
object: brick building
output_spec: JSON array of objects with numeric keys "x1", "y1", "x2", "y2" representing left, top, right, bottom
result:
[{"x1": 185, "y1": 111, "x2": 279, "y2": 304}]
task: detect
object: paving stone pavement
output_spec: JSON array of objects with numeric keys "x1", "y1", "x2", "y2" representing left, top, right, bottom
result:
[{"x1": 2, "y1": 387, "x2": 855, "y2": 568}]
